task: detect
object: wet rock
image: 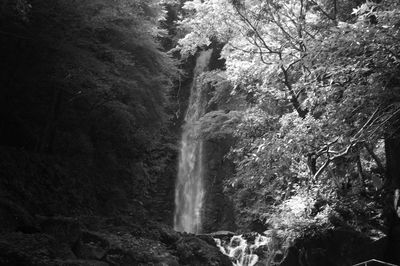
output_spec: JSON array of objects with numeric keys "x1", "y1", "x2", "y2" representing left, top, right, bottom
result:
[
  {"x1": 209, "y1": 231, "x2": 235, "y2": 239},
  {"x1": 249, "y1": 219, "x2": 269, "y2": 234},
  {"x1": 278, "y1": 246, "x2": 298, "y2": 266},
  {"x1": 103, "y1": 246, "x2": 179, "y2": 266},
  {"x1": 99, "y1": 230, "x2": 180, "y2": 266},
  {"x1": 273, "y1": 251, "x2": 284, "y2": 263},
  {"x1": 175, "y1": 236, "x2": 232, "y2": 266},
  {"x1": 209, "y1": 231, "x2": 235, "y2": 244},
  {"x1": 147, "y1": 222, "x2": 181, "y2": 245},
  {"x1": 242, "y1": 232, "x2": 258, "y2": 243},
  {"x1": 53, "y1": 259, "x2": 109, "y2": 266},
  {"x1": 0, "y1": 214, "x2": 231, "y2": 266},
  {"x1": 39, "y1": 216, "x2": 81, "y2": 247},
  {"x1": 75, "y1": 231, "x2": 109, "y2": 260},
  {"x1": 0, "y1": 198, "x2": 38, "y2": 233},
  {"x1": 197, "y1": 234, "x2": 218, "y2": 246},
  {"x1": 202, "y1": 137, "x2": 236, "y2": 232},
  {"x1": 76, "y1": 242, "x2": 107, "y2": 260},
  {"x1": 253, "y1": 244, "x2": 269, "y2": 257},
  {"x1": 278, "y1": 227, "x2": 380, "y2": 266},
  {"x1": 0, "y1": 232, "x2": 76, "y2": 265}
]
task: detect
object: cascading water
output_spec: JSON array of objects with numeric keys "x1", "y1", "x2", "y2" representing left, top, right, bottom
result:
[
  {"x1": 214, "y1": 234, "x2": 271, "y2": 266},
  {"x1": 174, "y1": 49, "x2": 213, "y2": 233}
]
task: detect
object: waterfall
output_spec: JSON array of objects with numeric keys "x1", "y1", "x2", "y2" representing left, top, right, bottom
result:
[{"x1": 174, "y1": 49, "x2": 213, "y2": 233}]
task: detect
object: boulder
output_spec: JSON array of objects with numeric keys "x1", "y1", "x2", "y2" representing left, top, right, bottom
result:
[
  {"x1": 75, "y1": 231, "x2": 109, "y2": 260},
  {"x1": 0, "y1": 198, "x2": 38, "y2": 233},
  {"x1": 209, "y1": 231, "x2": 236, "y2": 239},
  {"x1": 0, "y1": 232, "x2": 76, "y2": 265},
  {"x1": 53, "y1": 260, "x2": 110, "y2": 266},
  {"x1": 197, "y1": 234, "x2": 218, "y2": 246},
  {"x1": 175, "y1": 236, "x2": 232, "y2": 266},
  {"x1": 100, "y1": 231, "x2": 180, "y2": 266},
  {"x1": 208, "y1": 231, "x2": 236, "y2": 244},
  {"x1": 38, "y1": 216, "x2": 81, "y2": 247},
  {"x1": 278, "y1": 227, "x2": 380, "y2": 266}
]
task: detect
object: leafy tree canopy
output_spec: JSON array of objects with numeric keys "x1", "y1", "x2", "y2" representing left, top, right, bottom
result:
[{"x1": 177, "y1": 0, "x2": 400, "y2": 233}]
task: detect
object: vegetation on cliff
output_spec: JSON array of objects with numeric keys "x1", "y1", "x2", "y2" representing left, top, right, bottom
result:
[
  {"x1": 0, "y1": 0, "x2": 179, "y2": 218},
  {"x1": 177, "y1": 0, "x2": 400, "y2": 263}
]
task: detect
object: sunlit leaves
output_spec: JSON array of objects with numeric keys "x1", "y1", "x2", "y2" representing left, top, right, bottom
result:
[
  {"x1": 179, "y1": 0, "x2": 400, "y2": 231},
  {"x1": 76, "y1": 0, "x2": 168, "y2": 38}
]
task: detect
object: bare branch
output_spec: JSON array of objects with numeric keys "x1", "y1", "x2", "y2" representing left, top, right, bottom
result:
[
  {"x1": 232, "y1": 4, "x2": 280, "y2": 55},
  {"x1": 367, "y1": 106, "x2": 400, "y2": 139},
  {"x1": 313, "y1": 159, "x2": 330, "y2": 181},
  {"x1": 309, "y1": 0, "x2": 336, "y2": 21},
  {"x1": 352, "y1": 106, "x2": 381, "y2": 141},
  {"x1": 315, "y1": 137, "x2": 339, "y2": 156},
  {"x1": 287, "y1": 54, "x2": 307, "y2": 71},
  {"x1": 313, "y1": 142, "x2": 355, "y2": 180}
]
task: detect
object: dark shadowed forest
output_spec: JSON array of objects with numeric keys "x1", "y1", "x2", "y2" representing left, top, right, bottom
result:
[{"x1": 1, "y1": 0, "x2": 400, "y2": 265}]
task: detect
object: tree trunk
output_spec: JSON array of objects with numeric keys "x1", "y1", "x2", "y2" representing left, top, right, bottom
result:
[{"x1": 384, "y1": 136, "x2": 400, "y2": 264}]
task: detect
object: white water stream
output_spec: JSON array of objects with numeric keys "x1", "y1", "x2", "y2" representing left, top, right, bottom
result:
[
  {"x1": 215, "y1": 234, "x2": 271, "y2": 266},
  {"x1": 174, "y1": 49, "x2": 213, "y2": 233}
]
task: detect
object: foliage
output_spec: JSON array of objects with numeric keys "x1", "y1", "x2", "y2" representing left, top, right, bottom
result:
[
  {"x1": 177, "y1": 0, "x2": 400, "y2": 233},
  {"x1": 0, "y1": 0, "x2": 179, "y2": 218}
]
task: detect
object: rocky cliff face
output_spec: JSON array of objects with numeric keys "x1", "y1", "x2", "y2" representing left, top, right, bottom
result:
[
  {"x1": 202, "y1": 138, "x2": 236, "y2": 232},
  {"x1": 199, "y1": 43, "x2": 237, "y2": 233}
]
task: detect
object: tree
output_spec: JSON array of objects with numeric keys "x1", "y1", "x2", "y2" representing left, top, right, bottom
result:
[
  {"x1": 0, "y1": 0, "x2": 179, "y2": 218},
  {"x1": 177, "y1": 0, "x2": 400, "y2": 234}
]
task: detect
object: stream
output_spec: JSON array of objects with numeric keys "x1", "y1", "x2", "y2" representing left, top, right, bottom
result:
[{"x1": 214, "y1": 233, "x2": 271, "y2": 266}]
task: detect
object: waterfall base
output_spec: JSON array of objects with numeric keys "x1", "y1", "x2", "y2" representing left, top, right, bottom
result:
[{"x1": 214, "y1": 233, "x2": 271, "y2": 266}]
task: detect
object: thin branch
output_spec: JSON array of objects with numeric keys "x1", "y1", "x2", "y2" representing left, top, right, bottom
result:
[
  {"x1": 232, "y1": 2, "x2": 309, "y2": 118},
  {"x1": 227, "y1": 42, "x2": 261, "y2": 55},
  {"x1": 367, "y1": 106, "x2": 400, "y2": 138},
  {"x1": 309, "y1": 0, "x2": 335, "y2": 21},
  {"x1": 315, "y1": 137, "x2": 339, "y2": 156},
  {"x1": 287, "y1": 54, "x2": 307, "y2": 71},
  {"x1": 233, "y1": 4, "x2": 280, "y2": 55},
  {"x1": 351, "y1": 106, "x2": 381, "y2": 141},
  {"x1": 269, "y1": 13, "x2": 302, "y2": 51},
  {"x1": 313, "y1": 158, "x2": 331, "y2": 180},
  {"x1": 313, "y1": 142, "x2": 355, "y2": 180}
]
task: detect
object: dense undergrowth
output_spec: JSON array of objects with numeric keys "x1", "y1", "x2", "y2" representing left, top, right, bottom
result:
[{"x1": 0, "y1": 0, "x2": 179, "y2": 220}]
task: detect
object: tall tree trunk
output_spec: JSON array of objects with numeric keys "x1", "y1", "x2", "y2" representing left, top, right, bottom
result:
[{"x1": 384, "y1": 135, "x2": 400, "y2": 264}]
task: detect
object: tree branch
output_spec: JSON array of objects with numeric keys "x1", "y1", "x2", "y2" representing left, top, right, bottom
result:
[
  {"x1": 233, "y1": 4, "x2": 280, "y2": 55},
  {"x1": 309, "y1": 0, "x2": 336, "y2": 21},
  {"x1": 280, "y1": 65, "x2": 308, "y2": 118},
  {"x1": 313, "y1": 142, "x2": 355, "y2": 180},
  {"x1": 232, "y1": 2, "x2": 308, "y2": 118}
]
